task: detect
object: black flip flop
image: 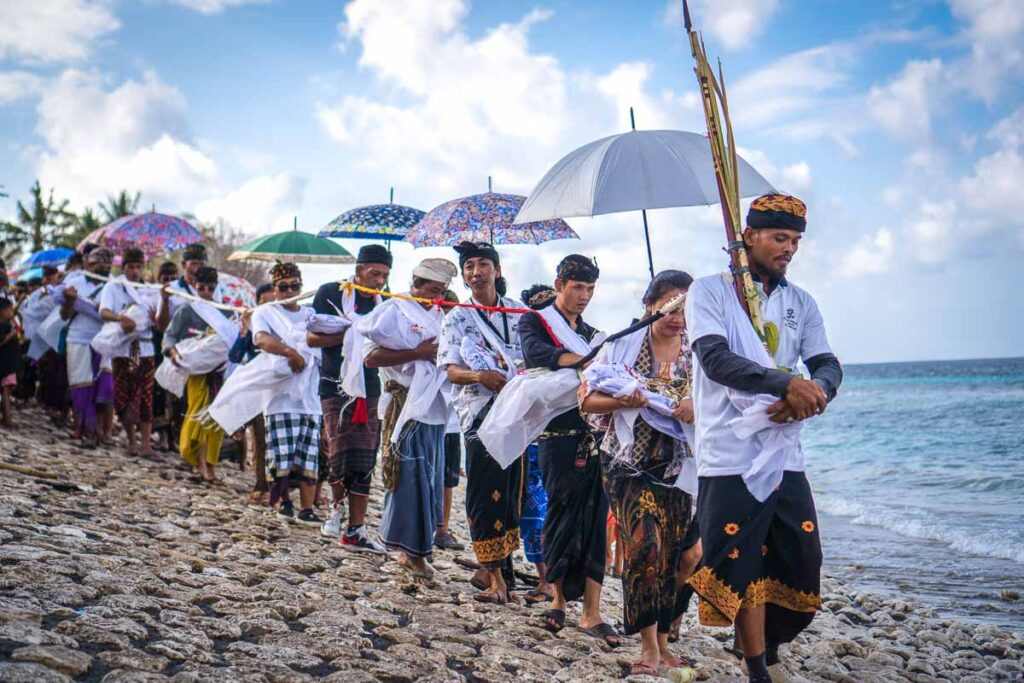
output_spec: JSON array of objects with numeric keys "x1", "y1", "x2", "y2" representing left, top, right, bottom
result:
[
  {"x1": 577, "y1": 622, "x2": 621, "y2": 648},
  {"x1": 523, "y1": 588, "x2": 552, "y2": 605},
  {"x1": 540, "y1": 608, "x2": 565, "y2": 633}
]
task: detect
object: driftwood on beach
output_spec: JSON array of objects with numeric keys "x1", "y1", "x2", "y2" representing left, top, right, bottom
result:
[{"x1": 0, "y1": 405, "x2": 1022, "y2": 682}]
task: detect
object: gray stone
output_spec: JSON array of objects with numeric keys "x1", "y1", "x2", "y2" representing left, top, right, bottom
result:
[
  {"x1": 10, "y1": 645, "x2": 92, "y2": 678},
  {"x1": 0, "y1": 662, "x2": 72, "y2": 683}
]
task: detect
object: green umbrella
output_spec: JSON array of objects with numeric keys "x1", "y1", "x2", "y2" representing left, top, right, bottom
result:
[{"x1": 229, "y1": 218, "x2": 356, "y2": 264}]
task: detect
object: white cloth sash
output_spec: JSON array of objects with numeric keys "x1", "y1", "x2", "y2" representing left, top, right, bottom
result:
[
  {"x1": 206, "y1": 304, "x2": 320, "y2": 434},
  {"x1": 478, "y1": 306, "x2": 600, "y2": 469},
  {"x1": 154, "y1": 333, "x2": 230, "y2": 398},
  {"x1": 716, "y1": 273, "x2": 802, "y2": 502},
  {"x1": 358, "y1": 296, "x2": 449, "y2": 441},
  {"x1": 338, "y1": 278, "x2": 382, "y2": 399}
]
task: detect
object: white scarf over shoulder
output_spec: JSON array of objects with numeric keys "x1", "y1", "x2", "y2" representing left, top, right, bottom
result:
[
  {"x1": 478, "y1": 306, "x2": 600, "y2": 469},
  {"x1": 357, "y1": 296, "x2": 449, "y2": 441},
  {"x1": 206, "y1": 303, "x2": 320, "y2": 434},
  {"x1": 338, "y1": 278, "x2": 382, "y2": 399},
  {"x1": 714, "y1": 273, "x2": 802, "y2": 502}
]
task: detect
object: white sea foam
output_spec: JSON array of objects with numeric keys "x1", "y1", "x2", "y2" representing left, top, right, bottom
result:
[{"x1": 817, "y1": 494, "x2": 1024, "y2": 565}]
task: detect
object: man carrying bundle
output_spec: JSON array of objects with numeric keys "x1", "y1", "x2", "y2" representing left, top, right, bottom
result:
[
  {"x1": 438, "y1": 241, "x2": 525, "y2": 604},
  {"x1": 685, "y1": 194, "x2": 843, "y2": 683},
  {"x1": 361, "y1": 257, "x2": 458, "y2": 577}
]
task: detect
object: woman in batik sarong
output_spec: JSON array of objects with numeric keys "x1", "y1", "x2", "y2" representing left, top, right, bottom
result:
[{"x1": 581, "y1": 270, "x2": 698, "y2": 678}]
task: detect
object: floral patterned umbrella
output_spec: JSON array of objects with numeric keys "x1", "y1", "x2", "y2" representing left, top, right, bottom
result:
[
  {"x1": 405, "y1": 192, "x2": 578, "y2": 247},
  {"x1": 218, "y1": 272, "x2": 256, "y2": 309},
  {"x1": 78, "y1": 212, "x2": 204, "y2": 259},
  {"x1": 320, "y1": 189, "x2": 425, "y2": 242}
]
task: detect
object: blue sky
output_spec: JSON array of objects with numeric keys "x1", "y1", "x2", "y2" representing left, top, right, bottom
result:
[{"x1": 1, "y1": 0, "x2": 1022, "y2": 363}]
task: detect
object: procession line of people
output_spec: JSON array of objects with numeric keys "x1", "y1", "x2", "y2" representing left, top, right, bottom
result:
[{"x1": 1, "y1": 193, "x2": 842, "y2": 683}]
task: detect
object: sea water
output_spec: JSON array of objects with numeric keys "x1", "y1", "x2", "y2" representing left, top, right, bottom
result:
[{"x1": 803, "y1": 357, "x2": 1024, "y2": 630}]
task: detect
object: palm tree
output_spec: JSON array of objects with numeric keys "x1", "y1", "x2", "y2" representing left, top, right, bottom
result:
[
  {"x1": 60, "y1": 207, "x2": 104, "y2": 249},
  {"x1": 0, "y1": 181, "x2": 75, "y2": 260},
  {"x1": 99, "y1": 190, "x2": 141, "y2": 223}
]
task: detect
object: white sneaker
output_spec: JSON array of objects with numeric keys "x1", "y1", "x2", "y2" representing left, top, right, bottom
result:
[
  {"x1": 339, "y1": 525, "x2": 387, "y2": 554},
  {"x1": 320, "y1": 503, "x2": 346, "y2": 538}
]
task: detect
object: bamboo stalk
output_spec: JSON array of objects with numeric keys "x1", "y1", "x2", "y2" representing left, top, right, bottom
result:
[{"x1": 683, "y1": 0, "x2": 767, "y2": 341}]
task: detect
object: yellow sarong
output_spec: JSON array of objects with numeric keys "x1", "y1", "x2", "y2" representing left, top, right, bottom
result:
[{"x1": 180, "y1": 374, "x2": 223, "y2": 467}]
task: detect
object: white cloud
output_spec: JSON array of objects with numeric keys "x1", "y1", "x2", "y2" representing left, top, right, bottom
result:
[
  {"x1": 948, "y1": 0, "x2": 1024, "y2": 101},
  {"x1": 169, "y1": 0, "x2": 270, "y2": 15},
  {"x1": 0, "y1": 71, "x2": 43, "y2": 103},
  {"x1": 0, "y1": 0, "x2": 119, "y2": 63},
  {"x1": 195, "y1": 173, "x2": 306, "y2": 233},
  {"x1": 839, "y1": 228, "x2": 894, "y2": 278},
  {"x1": 867, "y1": 59, "x2": 944, "y2": 142},
  {"x1": 34, "y1": 69, "x2": 218, "y2": 208},
  {"x1": 903, "y1": 200, "x2": 957, "y2": 265},
  {"x1": 988, "y1": 105, "x2": 1024, "y2": 150},
  {"x1": 675, "y1": 0, "x2": 781, "y2": 51},
  {"x1": 959, "y1": 149, "x2": 1024, "y2": 226}
]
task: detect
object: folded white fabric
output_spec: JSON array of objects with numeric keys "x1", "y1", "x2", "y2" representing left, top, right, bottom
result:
[{"x1": 155, "y1": 334, "x2": 229, "y2": 398}]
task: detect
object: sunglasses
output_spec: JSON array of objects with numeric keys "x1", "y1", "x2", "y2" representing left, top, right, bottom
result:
[{"x1": 276, "y1": 282, "x2": 302, "y2": 293}]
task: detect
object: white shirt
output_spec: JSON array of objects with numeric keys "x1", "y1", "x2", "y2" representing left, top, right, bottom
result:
[
  {"x1": 99, "y1": 280, "x2": 155, "y2": 357},
  {"x1": 686, "y1": 273, "x2": 832, "y2": 476},
  {"x1": 64, "y1": 271, "x2": 104, "y2": 345},
  {"x1": 251, "y1": 304, "x2": 316, "y2": 416}
]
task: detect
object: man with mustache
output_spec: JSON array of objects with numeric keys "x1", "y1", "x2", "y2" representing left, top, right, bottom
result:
[{"x1": 685, "y1": 194, "x2": 843, "y2": 683}]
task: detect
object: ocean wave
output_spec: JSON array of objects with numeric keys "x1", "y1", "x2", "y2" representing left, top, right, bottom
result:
[{"x1": 817, "y1": 495, "x2": 1024, "y2": 565}]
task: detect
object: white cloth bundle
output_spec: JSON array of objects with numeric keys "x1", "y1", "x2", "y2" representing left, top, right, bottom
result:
[
  {"x1": 36, "y1": 307, "x2": 67, "y2": 355},
  {"x1": 358, "y1": 296, "x2": 449, "y2": 440},
  {"x1": 715, "y1": 273, "x2": 802, "y2": 502},
  {"x1": 90, "y1": 304, "x2": 152, "y2": 359},
  {"x1": 206, "y1": 305, "x2": 320, "y2": 435},
  {"x1": 22, "y1": 289, "x2": 56, "y2": 360},
  {"x1": 478, "y1": 306, "x2": 599, "y2": 469},
  {"x1": 155, "y1": 334, "x2": 230, "y2": 398},
  {"x1": 583, "y1": 328, "x2": 697, "y2": 493},
  {"x1": 307, "y1": 313, "x2": 352, "y2": 335}
]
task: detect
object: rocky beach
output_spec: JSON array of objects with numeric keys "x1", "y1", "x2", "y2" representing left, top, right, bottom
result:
[{"x1": 1, "y1": 405, "x2": 1022, "y2": 683}]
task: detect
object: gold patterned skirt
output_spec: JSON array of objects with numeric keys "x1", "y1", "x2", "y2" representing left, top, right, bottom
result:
[{"x1": 688, "y1": 471, "x2": 822, "y2": 646}]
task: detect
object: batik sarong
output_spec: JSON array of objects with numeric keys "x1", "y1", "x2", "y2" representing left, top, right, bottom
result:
[
  {"x1": 519, "y1": 443, "x2": 546, "y2": 564},
  {"x1": 538, "y1": 429, "x2": 607, "y2": 601},
  {"x1": 688, "y1": 471, "x2": 822, "y2": 646},
  {"x1": 604, "y1": 453, "x2": 692, "y2": 635},
  {"x1": 113, "y1": 354, "x2": 155, "y2": 425},
  {"x1": 464, "y1": 411, "x2": 524, "y2": 569},
  {"x1": 379, "y1": 421, "x2": 445, "y2": 558}
]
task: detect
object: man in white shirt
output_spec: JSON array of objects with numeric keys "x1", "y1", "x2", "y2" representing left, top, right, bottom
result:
[
  {"x1": 252, "y1": 261, "x2": 322, "y2": 527},
  {"x1": 685, "y1": 194, "x2": 843, "y2": 683},
  {"x1": 99, "y1": 247, "x2": 158, "y2": 458}
]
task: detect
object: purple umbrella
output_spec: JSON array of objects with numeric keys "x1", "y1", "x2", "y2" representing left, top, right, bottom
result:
[
  {"x1": 78, "y1": 212, "x2": 204, "y2": 259},
  {"x1": 405, "y1": 181, "x2": 578, "y2": 248}
]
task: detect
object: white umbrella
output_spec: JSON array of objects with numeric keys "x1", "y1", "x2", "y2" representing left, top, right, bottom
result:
[{"x1": 515, "y1": 115, "x2": 775, "y2": 277}]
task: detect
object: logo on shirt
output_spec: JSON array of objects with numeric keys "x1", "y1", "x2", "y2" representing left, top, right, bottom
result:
[{"x1": 784, "y1": 307, "x2": 798, "y2": 331}]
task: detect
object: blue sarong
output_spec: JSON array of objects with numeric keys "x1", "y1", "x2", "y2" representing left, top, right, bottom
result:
[{"x1": 520, "y1": 443, "x2": 547, "y2": 564}]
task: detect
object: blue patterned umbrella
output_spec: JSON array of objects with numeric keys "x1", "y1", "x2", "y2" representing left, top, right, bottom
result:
[
  {"x1": 320, "y1": 188, "x2": 425, "y2": 242},
  {"x1": 18, "y1": 247, "x2": 74, "y2": 269},
  {"x1": 405, "y1": 191, "x2": 578, "y2": 248}
]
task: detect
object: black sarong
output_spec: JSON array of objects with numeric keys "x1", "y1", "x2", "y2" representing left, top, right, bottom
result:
[
  {"x1": 688, "y1": 471, "x2": 822, "y2": 646},
  {"x1": 37, "y1": 350, "x2": 68, "y2": 410},
  {"x1": 538, "y1": 429, "x2": 607, "y2": 601},
  {"x1": 464, "y1": 412, "x2": 524, "y2": 569}
]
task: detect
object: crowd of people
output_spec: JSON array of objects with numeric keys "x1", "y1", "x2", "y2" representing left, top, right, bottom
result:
[{"x1": 0, "y1": 193, "x2": 843, "y2": 683}]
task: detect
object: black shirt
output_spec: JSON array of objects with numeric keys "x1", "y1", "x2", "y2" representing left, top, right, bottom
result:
[
  {"x1": 311, "y1": 282, "x2": 381, "y2": 399},
  {"x1": 0, "y1": 321, "x2": 20, "y2": 377},
  {"x1": 519, "y1": 306, "x2": 597, "y2": 431}
]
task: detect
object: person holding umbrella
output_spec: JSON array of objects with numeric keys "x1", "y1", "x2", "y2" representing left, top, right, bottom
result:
[{"x1": 437, "y1": 241, "x2": 526, "y2": 604}]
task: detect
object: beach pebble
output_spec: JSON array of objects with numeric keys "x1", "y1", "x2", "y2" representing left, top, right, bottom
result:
[{"x1": 907, "y1": 658, "x2": 937, "y2": 676}]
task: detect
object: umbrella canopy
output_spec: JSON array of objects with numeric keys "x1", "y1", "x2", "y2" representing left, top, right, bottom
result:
[
  {"x1": 405, "y1": 192, "x2": 578, "y2": 247},
  {"x1": 78, "y1": 212, "x2": 204, "y2": 259},
  {"x1": 514, "y1": 129, "x2": 776, "y2": 223},
  {"x1": 320, "y1": 203, "x2": 425, "y2": 242},
  {"x1": 228, "y1": 229, "x2": 355, "y2": 264},
  {"x1": 16, "y1": 267, "x2": 44, "y2": 282},
  {"x1": 218, "y1": 272, "x2": 256, "y2": 309},
  {"x1": 19, "y1": 247, "x2": 73, "y2": 270}
]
